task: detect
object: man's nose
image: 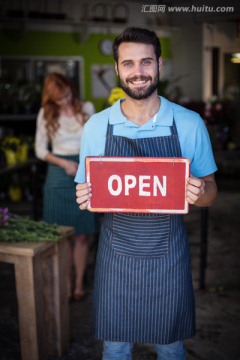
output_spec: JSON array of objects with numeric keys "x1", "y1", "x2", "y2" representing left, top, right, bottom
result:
[{"x1": 132, "y1": 63, "x2": 145, "y2": 75}]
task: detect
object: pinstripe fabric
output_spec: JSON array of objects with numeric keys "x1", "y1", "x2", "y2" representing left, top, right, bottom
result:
[
  {"x1": 112, "y1": 213, "x2": 170, "y2": 257},
  {"x1": 94, "y1": 120, "x2": 195, "y2": 343},
  {"x1": 43, "y1": 154, "x2": 97, "y2": 234}
]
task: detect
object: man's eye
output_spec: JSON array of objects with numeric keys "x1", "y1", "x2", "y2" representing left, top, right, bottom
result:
[
  {"x1": 143, "y1": 60, "x2": 151, "y2": 65},
  {"x1": 123, "y1": 62, "x2": 132, "y2": 67}
]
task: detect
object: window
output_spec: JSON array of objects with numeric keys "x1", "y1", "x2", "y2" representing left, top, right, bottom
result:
[{"x1": 0, "y1": 56, "x2": 84, "y2": 115}]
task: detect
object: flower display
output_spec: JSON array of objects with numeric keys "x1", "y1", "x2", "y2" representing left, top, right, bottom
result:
[
  {"x1": 108, "y1": 87, "x2": 126, "y2": 105},
  {"x1": 0, "y1": 208, "x2": 63, "y2": 242},
  {"x1": 203, "y1": 97, "x2": 235, "y2": 150},
  {"x1": 1, "y1": 136, "x2": 20, "y2": 152},
  {"x1": 0, "y1": 207, "x2": 13, "y2": 227},
  {"x1": 181, "y1": 96, "x2": 236, "y2": 150},
  {"x1": 0, "y1": 135, "x2": 33, "y2": 166}
]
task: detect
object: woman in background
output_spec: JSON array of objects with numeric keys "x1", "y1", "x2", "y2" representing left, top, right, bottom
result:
[{"x1": 35, "y1": 72, "x2": 97, "y2": 301}]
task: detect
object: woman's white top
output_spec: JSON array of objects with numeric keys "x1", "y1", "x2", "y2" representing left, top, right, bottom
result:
[{"x1": 35, "y1": 102, "x2": 95, "y2": 160}]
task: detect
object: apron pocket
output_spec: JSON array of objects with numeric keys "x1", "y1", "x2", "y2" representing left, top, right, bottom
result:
[{"x1": 112, "y1": 213, "x2": 170, "y2": 258}]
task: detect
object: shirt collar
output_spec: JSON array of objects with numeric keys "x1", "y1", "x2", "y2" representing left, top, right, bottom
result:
[
  {"x1": 156, "y1": 96, "x2": 174, "y2": 126},
  {"x1": 109, "y1": 96, "x2": 174, "y2": 127},
  {"x1": 109, "y1": 99, "x2": 127, "y2": 125}
]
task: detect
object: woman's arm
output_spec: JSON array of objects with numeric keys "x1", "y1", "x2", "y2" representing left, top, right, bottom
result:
[
  {"x1": 34, "y1": 109, "x2": 78, "y2": 176},
  {"x1": 45, "y1": 152, "x2": 78, "y2": 176}
]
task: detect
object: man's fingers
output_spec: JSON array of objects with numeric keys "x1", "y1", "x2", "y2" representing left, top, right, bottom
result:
[
  {"x1": 76, "y1": 182, "x2": 92, "y2": 210},
  {"x1": 76, "y1": 193, "x2": 91, "y2": 205},
  {"x1": 186, "y1": 177, "x2": 205, "y2": 204},
  {"x1": 79, "y1": 200, "x2": 90, "y2": 210}
]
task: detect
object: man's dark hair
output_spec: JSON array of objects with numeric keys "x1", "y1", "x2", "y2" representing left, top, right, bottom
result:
[{"x1": 113, "y1": 27, "x2": 161, "y2": 63}]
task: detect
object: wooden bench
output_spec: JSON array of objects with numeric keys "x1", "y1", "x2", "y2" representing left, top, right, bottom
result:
[{"x1": 0, "y1": 226, "x2": 74, "y2": 360}]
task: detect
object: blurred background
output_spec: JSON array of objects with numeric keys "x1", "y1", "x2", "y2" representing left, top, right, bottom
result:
[
  {"x1": 0, "y1": 0, "x2": 240, "y2": 214},
  {"x1": 1, "y1": 0, "x2": 240, "y2": 208},
  {"x1": 1, "y1": 0, "x2": 240, "y2": 189}
]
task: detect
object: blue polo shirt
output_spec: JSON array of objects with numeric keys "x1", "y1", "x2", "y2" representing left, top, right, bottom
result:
[{"x1": 75, "y1": 96, "x2": 217, "y2": 183}]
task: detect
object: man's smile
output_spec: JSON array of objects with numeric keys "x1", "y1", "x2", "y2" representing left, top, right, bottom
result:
[{"x1": 127, "y1": 76, "x2": 151, "y2": 84}]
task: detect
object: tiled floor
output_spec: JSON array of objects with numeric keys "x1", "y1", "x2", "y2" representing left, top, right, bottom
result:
[{"x1": 0, "y1": 176, "x2": 240, "y2": 360}]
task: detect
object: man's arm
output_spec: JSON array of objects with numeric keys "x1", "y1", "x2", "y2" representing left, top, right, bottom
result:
[{"x1": 186, "y1": 173, "x2": 217, "y2": 207}]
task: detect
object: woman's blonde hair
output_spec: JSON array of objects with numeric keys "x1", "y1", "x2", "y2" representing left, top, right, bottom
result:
[{"x1": 41, "y1": 72, "x2": 88, "y2": 137}]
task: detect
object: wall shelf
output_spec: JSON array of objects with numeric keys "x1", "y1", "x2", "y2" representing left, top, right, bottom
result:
[{"x1": 0, "y1": 115, "x2": 36, "y2": 121}]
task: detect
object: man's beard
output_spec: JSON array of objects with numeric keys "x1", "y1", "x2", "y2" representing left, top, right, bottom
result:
[{"x1": 119, "y1": 69, "x2": 159, "y2": 100}]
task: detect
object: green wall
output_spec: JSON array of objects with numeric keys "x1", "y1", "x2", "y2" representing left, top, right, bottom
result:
[{"x1": 0, "y1": 29, "x2": 171, "y2": 112}]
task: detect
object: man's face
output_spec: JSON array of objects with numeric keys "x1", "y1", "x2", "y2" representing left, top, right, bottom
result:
[{"x1": 115, "y1": 42, "x2": 162, "y2": 100}]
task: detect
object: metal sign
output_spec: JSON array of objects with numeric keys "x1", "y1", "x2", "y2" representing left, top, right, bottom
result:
[{"x1": 86, "y1": 156, "x2": 190, "y2": 213}]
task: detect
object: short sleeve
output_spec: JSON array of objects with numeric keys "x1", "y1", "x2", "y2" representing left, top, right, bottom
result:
[
  {"x1": 82, "y1": 101, "x2": 96, "y2": 117},
  {"x1": 190, "y1": 118, "x2": 217, "y2": 177}
]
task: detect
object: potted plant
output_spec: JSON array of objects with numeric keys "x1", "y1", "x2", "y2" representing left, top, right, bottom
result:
[
  {"x1": 17, "y1": 135, "x2": 33, "y2": 163},
  {"x1": 0, "y1": 136, "x2": 20, "y2": 166}
]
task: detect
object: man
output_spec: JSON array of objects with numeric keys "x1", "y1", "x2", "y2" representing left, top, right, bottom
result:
[{"x1": 75, "y1": 27, "x2": 217, "y2": 360}]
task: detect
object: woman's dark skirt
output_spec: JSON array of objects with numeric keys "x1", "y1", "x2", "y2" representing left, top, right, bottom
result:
[{"x1": 43, "y1": 154, "x2": 98, "y2": 234}]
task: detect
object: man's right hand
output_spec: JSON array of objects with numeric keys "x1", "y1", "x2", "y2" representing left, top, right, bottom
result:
[{"x1": 76, "y1": 182, "x2": 92, "y2": 210}]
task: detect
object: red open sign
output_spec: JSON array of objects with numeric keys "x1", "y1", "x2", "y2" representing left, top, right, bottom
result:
[{"x1": 86, "y1": 157, "x2": 190, "y2": 214}]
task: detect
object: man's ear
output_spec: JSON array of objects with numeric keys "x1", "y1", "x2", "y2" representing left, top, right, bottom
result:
[
  {"x1": 115, "y1": 62, "x2": 119, "y2": 76},
  {"x1": 158, "y1": 56, "x2": 163, "y2": 71}
]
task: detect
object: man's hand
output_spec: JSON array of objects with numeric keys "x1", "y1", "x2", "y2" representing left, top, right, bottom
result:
[
  {"x1": 76, "y1": 182, "x2": 92, "y2": 210},
  {"x1": 186, "y1": 174, "x2": 217, "y2": 207}
]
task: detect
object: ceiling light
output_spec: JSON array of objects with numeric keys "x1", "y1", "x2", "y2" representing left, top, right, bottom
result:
[{"x1": 231, "y1": 52, "x2": 240, "y2": 63}]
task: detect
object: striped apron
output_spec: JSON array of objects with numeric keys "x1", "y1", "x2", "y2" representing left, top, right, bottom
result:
[{"x1": 93, "y1": 119, "x2": 195, "y2": 344}]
